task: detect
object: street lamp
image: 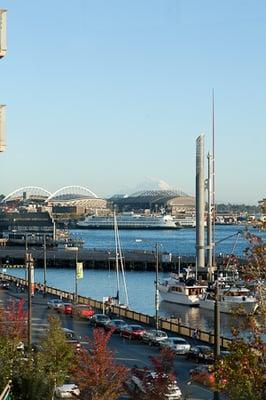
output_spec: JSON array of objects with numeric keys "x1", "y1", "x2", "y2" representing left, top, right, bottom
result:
[
  {"x1": 65, "y1": 246, "x2": 79, "y2": 304},
  {"x1": 25, "y1": 234, "x2": 34, "y2": 350},
  {"x1": 135, "y1": 239, "x2": 161, "y2": 331},
  {"x1": 43, "y1": 234, "x2": 47, "y2": 297}
]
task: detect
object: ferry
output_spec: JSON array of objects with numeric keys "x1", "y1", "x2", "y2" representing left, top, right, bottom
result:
[
  {"x1": 158, "y1": 272, "x2": 207, "y2": 306},
  {"x1": 76, "y1": 212, "x2": 180, "y2": 230}
]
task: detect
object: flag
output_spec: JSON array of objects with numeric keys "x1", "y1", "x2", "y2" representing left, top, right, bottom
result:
[{"x1": 76, "y1": 262, "x2": 83, "y2": 279}]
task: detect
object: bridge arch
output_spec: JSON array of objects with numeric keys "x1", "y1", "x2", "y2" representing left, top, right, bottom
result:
[
  {"x1": 47, "y1": 185, "x2": 98, "y2": 202},
  {"x1": 2, "y1": 186, "x2": 52, "y2": 203}
]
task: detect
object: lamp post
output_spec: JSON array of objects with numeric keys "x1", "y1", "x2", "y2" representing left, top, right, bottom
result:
[
  {"x1": 136, "y1": 239, "x2": 161, "y2": 331},
  {"x1": 65, "y1": 246, "x2": 79, "y2": 304},
  {"x1": 178, "y1": 255, "x2": 181, "y2": 276},
  {"x1": 25, "y1": 236, "x2": 33, "y2": 351},
  {"x1": 43, "y1": 234, "x2": 47, "y2": 297},
  {"x1": 155, "y1": 243, "x2": 159, "y2": 331},
  {"x1": 213, "y1": 281, "x2": 220, "y2": 400}
]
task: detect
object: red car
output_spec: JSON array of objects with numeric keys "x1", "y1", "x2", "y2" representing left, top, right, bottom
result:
[
  {"x1": 120, "y1": 324, "x2": 146, "y2": 340},
  {"x1": 190, "y1": 365, "x2": 227, "y2": 389},
  {"x1": 72, "y1": 304, "x2": 95, "y2": 319},
  {"x1": 57, "y1": 302, "x2": 73, "y2": 315}
]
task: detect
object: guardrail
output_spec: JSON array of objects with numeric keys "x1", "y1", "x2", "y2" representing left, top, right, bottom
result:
[{"x1": 1, "y1": 273, "x2": 232, "y2": 348}]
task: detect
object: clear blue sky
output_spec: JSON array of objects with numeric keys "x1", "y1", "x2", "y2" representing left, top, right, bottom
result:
[{"x1": 0, "y1": 0, "x2": 265, "y2": 204}]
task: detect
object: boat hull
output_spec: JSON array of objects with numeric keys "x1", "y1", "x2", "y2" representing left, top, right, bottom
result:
[
  {"x1": 199, "y1": 299, "x2": 258, "y2": 314},
  {"x1": 159, "y1": 287, "x2": 200, "y2": 306},
  {"x1": 76, "y1": 224, "x2": 180, "y2": 230}
]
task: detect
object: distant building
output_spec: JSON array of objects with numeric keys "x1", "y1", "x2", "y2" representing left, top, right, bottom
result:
[
  {"x1": 109, "y1": 190, "x2": 195, "y2": 216},
  {"x1": 258, "y1": 198, "x2": 266, "y2": 221}
]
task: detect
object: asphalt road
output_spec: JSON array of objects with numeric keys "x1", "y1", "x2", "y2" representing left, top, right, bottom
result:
[{"x1": 0, "y1": 284, "x2": 218, "y2": 400}]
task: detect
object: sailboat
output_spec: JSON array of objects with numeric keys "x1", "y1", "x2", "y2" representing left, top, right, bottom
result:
[{"x1": 108, "y1": 211, "x2": 129, "y2": 309}]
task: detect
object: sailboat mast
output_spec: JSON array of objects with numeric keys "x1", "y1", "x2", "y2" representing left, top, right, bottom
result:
[
  {"x1": 212, "y1": 89, "x2": 216, "y2": 271},
  {"x1": 114, "y1": 211, "x2": 120, "y2": 303}
]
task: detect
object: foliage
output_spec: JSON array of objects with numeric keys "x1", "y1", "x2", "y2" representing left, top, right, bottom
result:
[
  {"x1": 241, "y1": 232, "x2": 266, "y2": 322},
  {"x1": 215, "y1": 337, "x2": 266, "y2": 400},
  {"x1": 11, "y1": 316, "x2": 74, "y2": 399},
  {"x1": 128, "y1": 348, "x2": 177, "y2": 400},
  {"x1": 215, "y1": 233, "x2": 266, "y2": 400},
  {"x1": 0, "y1": 299, "x2": 27, "y2": 391},
  {"x1": 37, "y1": 316, "x2": 74, "y2": 387},
  {"x1": 71, "y1": 328, "x2": 128, "y2": 400},
  {"x1": 0, "y1": 298, "x2": 27, "y2": 345},
  {"x1": 11, "y1": 355, "x2": 54, "y2": 400}
]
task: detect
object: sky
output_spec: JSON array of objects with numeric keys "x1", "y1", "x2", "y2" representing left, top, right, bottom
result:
[{"x1": 0, "y1": 0, "x2": 265, "y2": 204}]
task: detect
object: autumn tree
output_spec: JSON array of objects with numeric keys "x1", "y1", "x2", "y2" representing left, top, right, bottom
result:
[
  {"x1": 0, "y1": 299, "x2": 27, "y2": 391},
  {"x1": 215, "y1": 232, "x2": 266, "y2": 400},
  {"x1": 71, "y1": 328, "x2": 128, "y2": 400}
]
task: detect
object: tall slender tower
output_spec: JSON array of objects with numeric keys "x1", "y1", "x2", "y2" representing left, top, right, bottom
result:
[
  {"x1": 0, "y1": 9, "x2": 7, "y2": 58},
  {"x1": 195, "y1": 134, "x2": 205, "y2": 269},
  {"x1": 0, "y1": 104, "x2": 6, "y2": 152}
]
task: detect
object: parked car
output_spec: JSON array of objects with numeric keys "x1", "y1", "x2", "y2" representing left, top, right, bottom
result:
[
  {"x1": 57, "y1": 302, "x2": 73, "y2": 315},
  {"x1": 142, "y1": 329, "x2": 168, "y2": 346},
  {"x1": 89, "y1": 314, "x2": 111, "y2": 328},
  {"x1": 62, "y1": 328, "x2": 81, "y2": 351},
  {"x1": 189, "y1": 365, "x2": 228, "y2": 389},
  {"x1": 47, "y1": 299, "x2": 64, "y2": 310},
  {"x1": 104, "y1": 319, "x2": 128, "y2": 333},
  {"x1": 55, "y1": 383, "x2": 80, "y2": 399},
  {"x1": 0, "y1": 280, "x2": 10, "y2": 289},
  {"x1": 127, "y1": 368, "x2": 183, "y2": 400},
  {"x1": 160, "y1": 337, "x2": 191, "y2": 355},
  {"x1": 120, "y1": 324, "x2": 146, "y2": 340},
  {"x1": 72, "y1": 304, "x2": 95, "y2": 319},
  {"x1": 186, "y1": 345, "x2": 214, "y2": 363}
]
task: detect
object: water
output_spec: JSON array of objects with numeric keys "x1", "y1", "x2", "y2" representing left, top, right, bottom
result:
[
  {"x1": 71, "y1": 225, "x2": 266, "y2": 257},
  {"x1": 7, "y1": 225, "x2": 265, "y2": 339}
]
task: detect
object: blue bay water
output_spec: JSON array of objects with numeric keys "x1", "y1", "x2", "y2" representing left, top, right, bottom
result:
[{"x1": 7, "y1": 225, "x2": 265, "y2": 338}]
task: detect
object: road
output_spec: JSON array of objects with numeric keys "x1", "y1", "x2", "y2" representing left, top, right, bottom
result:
[{"x1": 0, "y1": 284, "x2": 218, "y2": 400}]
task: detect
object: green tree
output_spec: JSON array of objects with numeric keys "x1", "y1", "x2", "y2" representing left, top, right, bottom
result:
[
  {"x1": 11, "y1": 316, "x2": 74, "y2": 400},
  {"x1": 37, "y1": 316, "x2": 74, "y2": 387}
]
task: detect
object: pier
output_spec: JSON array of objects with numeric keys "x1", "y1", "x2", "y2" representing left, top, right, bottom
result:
[{"x1": 0, "y1": 246, "x2": 243, "y2": 272}]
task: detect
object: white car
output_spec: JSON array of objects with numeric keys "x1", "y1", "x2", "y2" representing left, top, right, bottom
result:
[
  {"x1": 47, "y1": 299, "x2": 64, "y2": 310},
  {"x1": 55, "y1": 383, "x2": 80, "y2": 399},
  {"x1": 160, "y1": 337, "x2": 191, "y2": 355},
  {"x1": 142, "y1": 329, "x2": 168, "y2": 345},
  {"x1": 130, "y1": 371, "x2": 182, "y2": 400}
]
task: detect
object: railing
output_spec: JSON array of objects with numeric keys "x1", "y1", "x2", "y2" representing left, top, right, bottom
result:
[
  {"x1": 0, "y1": 382, "x2": 11, "y2": 400},
  {"x1": 1, "y1": 273, "x2": 232, "y2": 348}
]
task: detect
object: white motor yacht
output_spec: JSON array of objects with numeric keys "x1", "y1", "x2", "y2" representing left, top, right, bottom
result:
[
  {"x1": 158, "y1": 272, "x2": 207, "y2": 306},
  {"x1": 199, "y1": 286, "x2": 258, "y2": 314}
]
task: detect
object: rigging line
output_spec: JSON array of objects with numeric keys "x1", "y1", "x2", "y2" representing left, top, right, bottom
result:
[
  {"x1": 225, "y1": 232, "x2": 241, "y2": 270},
  {"x1": 116, "y1": 222, "x2": 129, "y2": 307},
  {"x1": 114, "y1": 211, "x2": 120, "y2": 301}
]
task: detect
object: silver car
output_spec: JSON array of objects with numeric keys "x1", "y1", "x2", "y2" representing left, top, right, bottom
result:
[
  {"x1": 142, "y1": 329, "x2": 168, "y2": 346},
  {"x1": 47, "y1": 299, "x2": 63, "y2": 310},
  {"x1": 160, "y1": 337, "x2": 191, "y2": 355}
]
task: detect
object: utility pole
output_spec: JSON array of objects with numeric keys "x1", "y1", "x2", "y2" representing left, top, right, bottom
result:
[
  {"x1": 213, "y1": 282, "x2": 220, "y2": 400},
  {"x1": 27, "y1": 252, "x2": 33, "y2": 350},
  {"x1": 155, "y1": 243, "x2": 159, "y2": 331},
  {"x1": 75, "y1": 249, "x2": 78, "y2": 304}
]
